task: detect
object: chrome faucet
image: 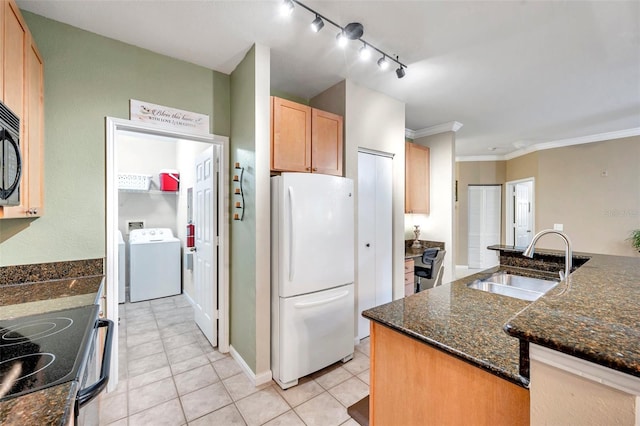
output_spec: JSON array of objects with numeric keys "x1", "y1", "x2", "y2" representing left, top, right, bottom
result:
[{"x1": 523, "y1": 229, "x2": 573, "y2": 281}]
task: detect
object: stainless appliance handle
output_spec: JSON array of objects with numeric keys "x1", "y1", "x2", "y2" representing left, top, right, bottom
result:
[{"x1": 76, "y1": 319, "x2": 114, "y2": 409}]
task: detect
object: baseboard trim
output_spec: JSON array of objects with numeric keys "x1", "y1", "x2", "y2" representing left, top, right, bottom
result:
[
  {"x1": 182, "y1": 291, "x2": 195, "y2": 307},
  {"x1": 229, "y1": 345, "x2": 273, "y2": 387}
]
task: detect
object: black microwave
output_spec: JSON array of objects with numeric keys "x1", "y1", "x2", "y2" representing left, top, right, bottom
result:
[{"x1": 0, "y1": 100, "x2": 21, "y2": 206}]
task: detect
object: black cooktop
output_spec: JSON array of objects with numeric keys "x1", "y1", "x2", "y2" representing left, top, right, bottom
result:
[{"x1": 0, "y1": 304, "x2": 99, "y2": 401}]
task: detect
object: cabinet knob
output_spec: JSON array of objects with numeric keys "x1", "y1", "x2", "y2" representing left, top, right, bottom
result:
[
  {"x1": 312, "y1": 167, "x2": 318, "y2": 171},
  {"x1": 366, "y1": 243, "x2": 371, "y2": 247},
  {"x1": 306, "y1": 167, "x2": 311, "y2": 171}
]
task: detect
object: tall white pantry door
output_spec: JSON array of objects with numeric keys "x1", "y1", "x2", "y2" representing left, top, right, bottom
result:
[{"x1": 357, "y1": 151, "x2": 392, "y2": 340}]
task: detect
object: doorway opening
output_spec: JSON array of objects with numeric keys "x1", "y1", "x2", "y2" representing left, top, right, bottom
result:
[
  {"x1": 105, "y1": 117, "x2": 229, "y2": 392},
  {"x1": 505, "y1": 178, "x2": 535, "y2": 247}
]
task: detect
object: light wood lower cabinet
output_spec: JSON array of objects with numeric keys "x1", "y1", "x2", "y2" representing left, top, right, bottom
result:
[
  {"x1": 404, "y1": 258, "x2": 415, "y2": 296},
  {"x1": 370, "y1": 321, "x2": 530, "y2": 426}
]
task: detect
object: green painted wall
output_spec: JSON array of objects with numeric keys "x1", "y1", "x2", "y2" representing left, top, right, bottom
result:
[
  {"x1": 0, "y1": 12, "x2": 229, "y2": 266},
  {"x1": 229, "y1": 47, "x2": 257, "y2": 370},
  {"x1": 270, "y1": 89, "x2": 308, "y2": 105}
]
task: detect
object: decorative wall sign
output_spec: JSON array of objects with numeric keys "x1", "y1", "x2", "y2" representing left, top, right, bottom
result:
[{"x1": 129, "y1": 99, "x2": 210, "y2": 135}]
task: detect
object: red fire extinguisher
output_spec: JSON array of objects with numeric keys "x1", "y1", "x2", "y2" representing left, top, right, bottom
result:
[{"x1": 187, "y1": 222, "x2": 195, "y2": 248}]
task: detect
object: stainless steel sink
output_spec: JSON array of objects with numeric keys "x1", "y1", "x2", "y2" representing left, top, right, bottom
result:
[{"x1": 467, "y1": 272, "x2": 558, "y2": 301}]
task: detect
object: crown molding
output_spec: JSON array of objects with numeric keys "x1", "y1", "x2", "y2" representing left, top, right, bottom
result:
[
  {"x1": 405, "y1": 128, "x2": 416, "y2": 139},
  {"x1": 456, "y1": 127, "x2": 640, "y2": 162},
  {"x1": 406, "y1": 121, "x2": 463, "y2": 140},
  {"x1": 456, "y1": 155, "x2": 505, "y2": 162},
  {"x1": 503, "y1": 127, "x2": 640, "y2": 160}
]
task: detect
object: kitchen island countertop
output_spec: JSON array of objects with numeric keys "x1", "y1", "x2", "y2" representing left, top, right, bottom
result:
[
  {"x1": 364, "y1": 249, "x2": 640, "y2": 387},
  {"x1": 364, "y1": 265, "x2": 531, "y2": 386}
]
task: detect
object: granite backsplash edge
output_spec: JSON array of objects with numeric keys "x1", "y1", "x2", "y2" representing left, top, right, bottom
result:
[{"x1": 0, "y1": 258, "x2": 104, "y2": 285}]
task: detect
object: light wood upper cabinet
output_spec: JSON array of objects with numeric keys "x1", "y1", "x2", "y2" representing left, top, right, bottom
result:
[
  {"x1": 311, "y1": 108, "x2": 343, "y2": 176},
  {"x1": 25, "y1": 37, "x2": 44, "y2": 216},
  {"x1": 2, "y1": 0, "x2": 24, "y2": 113},
  {"x1": 405, "y1": 141, "x2": 430, "y2": 214},
  {"x1": 271, "y1": 96, "x2": 311, "y2": 173},
  {"x1": 0, "y1": 0, "x2": 44, "y2": 218},
  {"x1": 271, "y1": 96, "x2": 343, "y2": 177}
]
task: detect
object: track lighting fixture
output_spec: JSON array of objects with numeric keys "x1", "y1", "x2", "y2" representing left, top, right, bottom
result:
[
  {"x1": 377, "y1": 56, "x2": 389, "y2": 70},
  {"x1": 336, "y1": 31, "x2": 348, "y2": 48},
  {"x1": 280, "y1": 0, "x2": 407, "y2": 78},
  {"x1": 359, "y1": 44, "x2": 371, "y2": 61},
  {"x1": 311, "y1": 15, "x2": 324, "y2": 32},
  {"x1": 280, "y1": 0, "x2": 294, "y2": 16}
]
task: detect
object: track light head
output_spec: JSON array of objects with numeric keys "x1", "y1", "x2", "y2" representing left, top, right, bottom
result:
[
  {"x1": 336, "y1": 31, "x2": 348, "y2": 48},
  {"x1": 396, "y1": 66, "x2": 406, "y2": 79},
  {"x1": 280, "y1": 0, "x2": 294, "y2": 16},
  {"x1": 311, "y1": 15, "x2": 324, "y2": 32},
  {"x1": 377, "y1": 56, "x2": 389, "y2": 70},
  {"x1": 359, "y1": 44, "x2": 371, "y2": 61}
]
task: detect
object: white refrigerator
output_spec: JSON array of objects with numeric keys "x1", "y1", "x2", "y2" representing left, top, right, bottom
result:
[{"x1": 271, "y1": 173, "x2": 355, "y2": 389}]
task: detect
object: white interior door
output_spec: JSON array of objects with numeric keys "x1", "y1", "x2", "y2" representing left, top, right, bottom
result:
[
  {"x1": 194, "y1": 146, "x2": 218, "y2": 346},
  {"x1": 357, "y1": 151, "x2": 392, "y2": 340},
  {"x1": 514, "y1": 181, "x2": 534, "y2": 247},
  {"x1": 468, "y1": 185, "x2": 501, "y2": 269}
]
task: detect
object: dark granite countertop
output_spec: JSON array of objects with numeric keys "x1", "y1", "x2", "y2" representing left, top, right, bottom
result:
[
  {"x1": 0, "y1": 275, "x2": 104, "y2": 320},
  {"x1": 502, "y1": 247, "x2": 640, "y2": 379},
  {"x1": 365, "y1": 246, "x2": 640, "y2": 389},
  {"x1": 363, "y1": 265, "x2": 532, "y2": 387},
  {"x1": 405, "y1": 240, "x2": 445, "y2": 259},
  {"x1": 0, "y1": 382, "x2": 77, "y2": 426},
  {"x1": 0, "y1": 259, "x2": 104, "y2": 425}
]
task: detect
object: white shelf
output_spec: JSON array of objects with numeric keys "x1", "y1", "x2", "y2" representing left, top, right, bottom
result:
[{"x1": 118, "y1": 189, "x2": 178, "y2": 195}]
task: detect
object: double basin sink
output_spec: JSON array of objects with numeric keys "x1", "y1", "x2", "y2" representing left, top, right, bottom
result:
[{"x1": 467, "y1": 271, "x2": 559, "y2": 301}]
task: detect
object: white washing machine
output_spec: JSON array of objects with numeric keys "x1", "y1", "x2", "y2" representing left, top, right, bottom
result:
[
  {"x1": 128, "y1": 228, "x2": 181, "y2": 302},
  {"x1": 117, "y1": 230, "x2": 125, "y2": 303}
]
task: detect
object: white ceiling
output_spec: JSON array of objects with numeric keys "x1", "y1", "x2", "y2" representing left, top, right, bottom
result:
[{"x1": 17, "y1": 0, "x2": 640, "y2": 157}]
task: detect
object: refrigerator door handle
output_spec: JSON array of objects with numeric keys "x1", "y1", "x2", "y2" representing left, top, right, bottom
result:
[
  {"x1": 293, "y1": 291, "x2": 350, "y2": 309},
  {"x1": 288, "y1": 186, "x2": 295, "y2": 282}
]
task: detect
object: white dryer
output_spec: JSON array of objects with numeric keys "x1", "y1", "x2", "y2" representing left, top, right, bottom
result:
[{"x1": 128, "y1": 228, "x2": 181, "y2": 302}]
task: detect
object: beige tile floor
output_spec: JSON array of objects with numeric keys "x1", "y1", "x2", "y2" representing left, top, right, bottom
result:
[{"x1": 98, "y1": 294, "x2": 369, "y2": 425}]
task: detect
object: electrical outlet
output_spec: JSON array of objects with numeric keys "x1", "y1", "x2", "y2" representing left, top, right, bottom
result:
[
  {"x1": 553, "y1": 223, "x2": 563, "y2": 231},
  {"x1": 126, "y1": 220, "x2": 145, "y2": 234}
]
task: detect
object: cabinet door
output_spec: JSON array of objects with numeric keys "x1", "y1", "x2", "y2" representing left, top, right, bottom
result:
[
  {"x1": 0, "y1": 0, "x2": 28, "y2": 218},
  {"x1": 25, "y1": 38, "x2": 44, "y2": 216},
  {"x1": 0, "y1": 1, "x2": 4, "y2": 97},
  {"x1": 311, "y1": 108, "x2": 343, "y2": 176},
  {"x1": 271, "y1": 96, "x2": 311, "y2": 173},
  {"x1": 3, "y1": 0, "x2": 24, "y2": 114},
  {"x1": 405, "y1": 142, "x2": 430, "y2": 214}
]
